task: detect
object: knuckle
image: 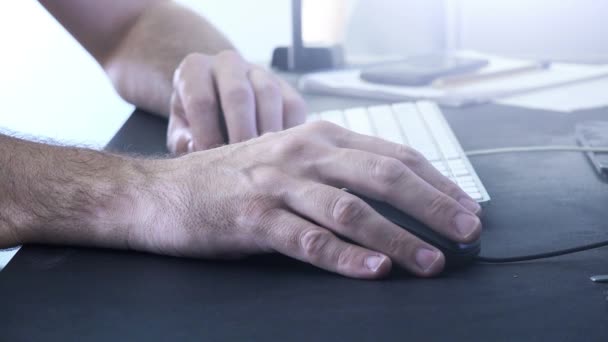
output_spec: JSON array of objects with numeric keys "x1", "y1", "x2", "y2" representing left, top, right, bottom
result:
[
  {"x1": 283, "y1": 93, "x2": 307, "y2": 114},
  {"x1": 248, "y1": 165, "x2": 285, "y2": 189},
  {"x1": 166, "y1": 131, "x2": 187, "y2": 155},
  {"x1": 396, "y1": 145, "x2": 426, "y2": 168},
  {"x1": 444, "y1": 181, "x2": 464, "y2": 198},
  {"x1": 386, "y1": 234, "x2": 417, "y2": 257},
  {"x1": 217, "y1": 49, "x2": 242, "y2": 62},
  {"x1": 225, "y1": 84, "x2": 253, "y2": 106},
  {"x1": 336, "y1": 246, "x2": 357, "y2": 270},
  {"x1": 307, "y1": 120, "x2": 340, "y2": 134},
  {"x1": 371, "y1": 157, "x2": 407, "y2": 190},
  {"x1": 273, "y1": 133, "x2": 309, "y2": 157},
  {"x1": 175, "y1": 53, "x2": 207, "y2": 85},
  {"x1": 427, "y1": 193, "x2": 453, "y2": 218},
  {"x1": 181, "y1": 52, "x2": 207, "y2": 67},
  {"x1": 331, "y1": 195, "x2": 366, "y2": 226},
  {"x1": 254, "y1": 78, "x2": 280, "y2": 98},
  {"x1": 300, "y1": 229, "x2": 333, "y2": 262},
  {"x1": 238, "y1": 194, "x2": 280, "y2": 230},
  {"x1": 184, "y1": 93, "x2": 216, "y2": 115}
]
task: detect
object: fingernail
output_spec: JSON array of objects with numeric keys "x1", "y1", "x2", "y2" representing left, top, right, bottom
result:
[
  {"x1": 365, "y1": 255, "x2": 385, "y2": 272},
  {"x1": 459, "y1": 197, "x2": 481, "y2": 214},
  {"x1": 415, "y1": 248, "x2": 441, "y2": 272},
  {"x1": 454, "y1": 213, "x2": 480, "y2": 239}
]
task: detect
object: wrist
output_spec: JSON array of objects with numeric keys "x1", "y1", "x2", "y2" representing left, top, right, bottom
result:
[
  {"x1": 114, "y1": 158, "x2": 185, "y2": 254},
  {"x1": 91, "y1": 157, "x2": 168, "y2": 251}
]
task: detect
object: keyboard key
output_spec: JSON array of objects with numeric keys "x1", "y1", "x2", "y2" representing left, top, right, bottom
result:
[
  {"x1": 455, "y1": 175, "x2": 475, "y2": 184},
  {"x1": 320, "y1": 110, "x2": 347, "y2": 128},
  {"x1": 315, "y1": 101, "x2": 490, "y2": 203},
  {"x1": 431, "y1": 161, "x2": 447, "y2": 173},
  {"x1": 468, "y1": 192, "x2": 483, "y2": 200},
  {"x1": 367, "y1": 105, "x2": 405, "y2": 145},
  {"x1": 446, "y1": 159, "x2": 468, "y2": 176},
  {"x1": 343, "y1": 107, "x2": 374, "y2": 136},
  {"x1": 450, "y1": 167, "x2": 469, "y2": 176},
  {"x1": 462, "y1": 185, "x2": 480, "y2": 193},
  {"x1": 417, "y1": 101, "x2": 460, "y2": 159},
  {"x1": 431, "y1": 161, "x2": 446, "y2": 169},
  {"x1": 458, "y1": 180, "x2": 477, "y2": 188},
  {"x1": 447, "y1": 159, "x2": 466, "y2": 169},
  {"x1": 393, "y1": 103, "x2": 440, "y2": 161}
]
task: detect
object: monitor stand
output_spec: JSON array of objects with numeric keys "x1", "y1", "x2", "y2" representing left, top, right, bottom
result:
[{"x1": 271, "y1": 0, "x2": 345, "y2": 72}]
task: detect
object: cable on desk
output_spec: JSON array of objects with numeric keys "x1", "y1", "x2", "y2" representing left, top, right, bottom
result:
[
  {"x1": 465, "y1": 145, "x2": 608, "y2": 157},
  {"x1": 463, "y1": 145, "x2": 608, "y2": 262},
  {"x1": 475, "y1": 239, "x2": 608, "y2": 263}
]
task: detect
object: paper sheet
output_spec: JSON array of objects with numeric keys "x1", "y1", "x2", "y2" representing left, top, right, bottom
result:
[
  {"x1": 299, "y1": 51, "x2": 608, "y2": 108},
  {"x1": 497, "y1": 77, "x2": 608, "y2": 112}
]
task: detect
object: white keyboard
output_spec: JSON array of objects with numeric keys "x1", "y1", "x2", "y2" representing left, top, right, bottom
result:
[{"x1": 307, "y1": 101, "x2": 490, "y2": 202}]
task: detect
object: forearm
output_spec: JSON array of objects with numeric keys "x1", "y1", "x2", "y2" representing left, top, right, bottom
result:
[
  {"x1": 103, "y1": 1, "x2": 234, "y2": 117},
  {"x1": 0, "y1": 134, "x2": 156, "y2": 249}
]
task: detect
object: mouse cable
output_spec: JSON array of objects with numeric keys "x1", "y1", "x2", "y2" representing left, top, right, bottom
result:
[
  {"x1": 465, "y1": 145, "x2": 608, "y2": 157},
  {"x1": 475, "y1": 239, "x2": 608, "y2": 263},
  {"x1": 464, "y1": 145, "x2": 608, "y2": 262}
]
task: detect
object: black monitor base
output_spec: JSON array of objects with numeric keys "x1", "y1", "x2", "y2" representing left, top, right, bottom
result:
[{"x1": 271, "y1": 45, "x2": 344, "y2": 72}]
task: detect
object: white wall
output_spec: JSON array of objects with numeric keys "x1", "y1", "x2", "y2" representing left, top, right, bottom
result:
[
  {"x1": 177, "y1": 0, "x2": 291, "y2": 62},
  {"x1": 340, "y1": 0, "x2": 608, "y2": 62},
  {"x1": 0, "y1": 1, "x2": 132, "y2": 147},
  {"x1": 456, "y1": 0, "x2": 608, "y2": 63},
  {"x1": 344, "y1": 0, "x2": 446, "y2": 56}
]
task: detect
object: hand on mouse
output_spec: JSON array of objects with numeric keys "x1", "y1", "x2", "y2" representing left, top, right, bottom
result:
[
  {"x1": 129, "y1": 122, "x2": 482, "y2": 279},
  {"x1": 167, "y1": 50, "x2": 307, "y2": 153}
]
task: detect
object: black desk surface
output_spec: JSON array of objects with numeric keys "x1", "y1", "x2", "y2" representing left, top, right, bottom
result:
[{"x1": 2, "y1": 92, "x2": 608, "y2": 341}]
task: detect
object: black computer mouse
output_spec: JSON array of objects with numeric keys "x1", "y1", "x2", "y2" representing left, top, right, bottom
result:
[{"x1": 348, "y1": 191, "x2": 481, "y2": 267}]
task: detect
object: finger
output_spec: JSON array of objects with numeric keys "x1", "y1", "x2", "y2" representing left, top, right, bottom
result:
[
  {"x1": 313, "y1": 148, "x2": 481, "y2": 243},
  {"x1": 260, "y1": 209, "x2": 392, "y2": 279},
  {"x1": 332, "y1": 128, "x2": 481, "y2": 215},
  {"x1": 167, "y1": 91, "x2": 194, "y2": 154},
  {"x1": 285, "y1": 182, "x2": 445, "y2": 277},
  {"x1": 277, "y1": 78, "x2": 307, "y2": 128},
  {"x1": 249, "y1": 67, "x2": 282, "y2": 134},
  {"x1": 213, "y1": 51, "x2": 258, "y2": 142},
  {"x1": 174, "y1": 54, "x2": 225, "y2": 150}
]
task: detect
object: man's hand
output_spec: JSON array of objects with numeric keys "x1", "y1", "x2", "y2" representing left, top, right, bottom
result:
[
  {"x1": 167, "y1": 51, "x2": 307, "y2": 153},
  {"x1": 131, "y1": 122, "x2": 482, "y2": 279},
  {"x1": 42, "y1": 1, "x2": 305, "y2": 146}
]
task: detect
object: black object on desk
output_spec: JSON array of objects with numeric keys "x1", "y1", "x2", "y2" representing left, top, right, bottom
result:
[
  {"x1": 271, "y1": 0, "x2": 344, "y2": 72},
  {"x1": 347, "y1": 190, "x2": 481, "y2": 267},
  {"x1": 2, "y1": 94, "x2": 608, "y2": 341}
]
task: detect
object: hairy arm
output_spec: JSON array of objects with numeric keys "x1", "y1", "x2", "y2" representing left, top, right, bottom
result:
[
  {"x1": 39, "y1": 0, "x2": 233, "y2": 117},
  {"x1": 0, "y1": 120, "x2": 482, "y2": 279},
  {"x1": 41, "y1": 0, "x2": 306, "y2": 153},
  {"x1": 0, "y1": 134, "x2": 158, "y2": 249}
]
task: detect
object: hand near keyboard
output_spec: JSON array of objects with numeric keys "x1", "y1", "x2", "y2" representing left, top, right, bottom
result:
[
  {"x1": 132, "y1": 121, "x2": 482, "y2": 278},
  {"x1": 167, "y1": 51, "x2": 307, "y2": 153}
]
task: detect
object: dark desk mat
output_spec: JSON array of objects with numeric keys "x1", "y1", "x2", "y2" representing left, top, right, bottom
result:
[{"x1": 2, "y1": 102, "x2": 608, "y2": 341}]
